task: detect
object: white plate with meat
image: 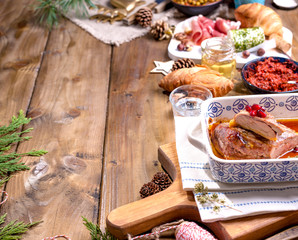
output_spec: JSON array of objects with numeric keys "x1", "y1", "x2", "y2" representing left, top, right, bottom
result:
[
  {"x1": 188, "y1": 93, "x2": 298, "y2": 183},
  {"x1": 168, "y1": 16, "x2": 293, "y2": 68}
]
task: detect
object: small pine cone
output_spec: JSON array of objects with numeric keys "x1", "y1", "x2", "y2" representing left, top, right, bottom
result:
[
  {"x1": 139, "y1": 182, "x2": 161, "y2": 198},
  {"x1": 171, "y1": 58, "x2": 195, "y2": 71},
  {"x1": 151, "y1": 172, "x2": 172, "y2": 191},
  {"x1": 135, "y1": 7, "x2": 153, "y2": 27},
  {"x1": 150, "y1": 20, "x2": 168, "y2": 40}
]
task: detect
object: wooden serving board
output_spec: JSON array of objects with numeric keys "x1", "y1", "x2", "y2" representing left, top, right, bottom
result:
[{"x1": 106, "y1": 143, "x2": 298, "y2": 239}]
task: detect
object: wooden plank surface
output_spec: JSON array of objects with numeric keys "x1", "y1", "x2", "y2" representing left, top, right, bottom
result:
[
  {"x1": 0, "y1": 0, "x2": 49, "y2": 122},
  {"x1": 100, "y1": 35, "x2": 176, "y2": 227},
  {"x1": 0, "y1": 1, "x2": 112, "y2": 238}
]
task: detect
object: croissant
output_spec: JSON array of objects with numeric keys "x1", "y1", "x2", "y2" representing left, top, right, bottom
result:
[
  {"x1": 158, "y1": 65, "x2": 234, "y2": 97},
  {"x1": 234, "y1": 3, "x2": 291, "y2": 53},
  {"x1": 235, "y1": 3, "x2": 283, "y2": 37}
]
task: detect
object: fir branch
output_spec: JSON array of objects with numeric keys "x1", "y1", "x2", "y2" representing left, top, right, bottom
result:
[
  {"x1": 0, "y1": 213, "x2": 41, "y2": 240},
  {"x1": 0, "y1": 110, "x2": 30, "y2": 136},
  {"x1": 34, "y1": 0, "x2": 95, "y2": 29},
  {"x1": 0, "y1": 177, "x2": 11, "y2": 187},
  {"x1": 82, "y1": 217, "x2": 117, "y2": 240},
  {"x1": 0, "y1": 110, "x2": 48, "y2": 176},
  {"x1": 0, "y1": 158, "x2": 30, "y2": 176}
]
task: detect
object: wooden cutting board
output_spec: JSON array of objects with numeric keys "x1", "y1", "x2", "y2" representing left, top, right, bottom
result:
[{"x1": 106, "y1": 143, "x2": 298, "y2": 239}]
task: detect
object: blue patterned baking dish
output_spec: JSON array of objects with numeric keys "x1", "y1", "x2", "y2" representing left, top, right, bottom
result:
[{"x1": 200, "y1": 93, "x2": 298, "y2": 183}]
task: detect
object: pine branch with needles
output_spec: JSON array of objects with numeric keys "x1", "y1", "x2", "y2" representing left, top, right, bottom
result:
[
  {"x1": 0, "y1": 110, "x2": 47, "y2": 177},
  {"x1": 0, "y1": 214, "x2": 41, "y2": 240},
  {"x1": 82, "y1": 217, "x2": 117, "y2": 240},
  {"x1": 34, "y1": 0, "x2": 95, "y2": 29}
]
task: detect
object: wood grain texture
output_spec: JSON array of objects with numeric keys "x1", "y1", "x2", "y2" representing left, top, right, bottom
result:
[
  {"x1": 0, "y1": 0, "x2": 49, "y2": 122},
  {"x1": 107, "y1": 142, "x2": 298, "y2": 240},
  {"x1": 1, "y1": 15, "x2": 111, "y2": 239},
  {"x1": 100, "y1": 35, "x2": 176, "y2": 228}
]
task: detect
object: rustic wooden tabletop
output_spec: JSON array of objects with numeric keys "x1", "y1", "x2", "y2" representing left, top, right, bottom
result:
[{"x1": 0, "y1": 0, "x2": 297, "y2": 239}]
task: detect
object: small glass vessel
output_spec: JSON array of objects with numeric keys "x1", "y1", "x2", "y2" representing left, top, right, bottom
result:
[{"x1": 201, "y1": 37, "x2": 236, "y2": 79}]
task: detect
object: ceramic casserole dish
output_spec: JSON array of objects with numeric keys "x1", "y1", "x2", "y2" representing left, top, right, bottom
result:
[{"x1": 198, "y1": 93, "x2": 298, "y2": 183}]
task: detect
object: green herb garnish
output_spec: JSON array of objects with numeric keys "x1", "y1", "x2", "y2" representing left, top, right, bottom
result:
[{"x1": 194, "y1": 182, "x2": 241, "y2": 213}]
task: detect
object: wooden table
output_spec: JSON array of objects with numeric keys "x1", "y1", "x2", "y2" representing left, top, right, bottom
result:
[{"x1": 0, "y1": 0, "x2": 297, "y2": 239}]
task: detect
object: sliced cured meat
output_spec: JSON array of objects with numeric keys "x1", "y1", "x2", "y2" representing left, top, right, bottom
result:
[
  {"x1": 214, "y1": 17, "x2": 241, "y2": 34},
  {"x1": 181, "y1": 16, "x2": 241, "y2": 46},
  {"x1": 190, "y1": 18, "x2": 203, "y2": 44},
  {"x1": 207, "y1": 26, "x2": 226, "y2": 38},
  {"x1": 190, "y1": 16, "x2": 212, "y2": 45},
  {"x1": 197, "y1": 15, "x2": 215, "y2": 29}
]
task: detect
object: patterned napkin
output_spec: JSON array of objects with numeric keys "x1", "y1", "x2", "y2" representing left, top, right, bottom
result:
[{"x1": 174, "y1": 116, "x2": 298, "y2": 222}]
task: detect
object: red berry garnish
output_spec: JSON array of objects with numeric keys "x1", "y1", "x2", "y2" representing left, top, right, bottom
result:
[
  {"x1": 257, "y1": 110, "x2": 267, "y2": 118},
  {"x1": 250, "y1": 110, "x2": 257, "y2": 116},
  {"x1": 252, "y1": 104, "x2": 261, "y2": 111},
  {"x1": 245, "y1": 105, "x2": 252, "y2": 112},
  {"x1": 294, "y1": 147, "x2": 298, "y2": 153}
]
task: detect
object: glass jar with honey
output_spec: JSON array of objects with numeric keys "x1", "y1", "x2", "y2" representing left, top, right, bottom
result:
[{"x1": 201, "y1": 37, "x2": 236, "y2": 79}]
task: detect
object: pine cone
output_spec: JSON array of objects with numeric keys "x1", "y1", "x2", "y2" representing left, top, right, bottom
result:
[
  {"x1": 171, "y1": 58, "x2": 195, "y2": 71},
  {"x1": 151, "y1": 172, "x2": 172, "y2": 191},
  {"x1": 150, "y1": 20, "x2": 169, "y2": 40},
  {"x1": 135, "y1": 7, "x2": 153, "y2": 27},
  {"x1": 139, "y1": 182, "x2": 161, "y2": 198}
]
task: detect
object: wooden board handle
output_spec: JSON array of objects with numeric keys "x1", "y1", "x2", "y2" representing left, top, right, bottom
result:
[
  {"x1": 106, "y1": 184, "x2": 199, "y2": 239},
  {"x1": 106, "y1": 145, "x2": 199, "y2": 239}
]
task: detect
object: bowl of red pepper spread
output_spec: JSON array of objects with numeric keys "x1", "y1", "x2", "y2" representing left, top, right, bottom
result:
[{"x1": 241, "y1": 57, "x2": 298, "y2": 94}]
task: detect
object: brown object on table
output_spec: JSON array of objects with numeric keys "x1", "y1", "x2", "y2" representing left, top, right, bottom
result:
[
  {"x1": 150, "y1": 20, "x2": 169, "y2": 40},
  {"x1": 158, "y1": 65, "x2": 234, "y2": 97},
  {"x1": 140, "y1": 182, "x2": 161, "y2": 198},
  {"x1": 171, "y1": 58, "x2": 195, "y2": 71},
  {"x1": 135, "y1": 7, "x2": 153, "y2": 27},
  {"x1": 124, "y1": 2, "x2": 157, "y2": 25},
  {"x1": 106, "y1": 143, "x2": 298, "y2": 239},
  {"x1": 234, "y1": 3, "x2": 292, "y2": 54},
  {"x1": 151, "y1": 171, "x2": 172, "y2": 190},
  {"x1": 235, "y1": 3, "x2": 283, "y2": 37}
]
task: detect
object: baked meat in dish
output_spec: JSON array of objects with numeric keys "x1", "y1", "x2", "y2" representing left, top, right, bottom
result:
[
  {"x1": 211, "y1": 108, "x2": 298, "y2": 160},
  {"x1": 232, "y1": 110, "x2": 285, "y2": 140},
  {"x1": 211, "y1": 122, "x2": 298, "y2": 159}
]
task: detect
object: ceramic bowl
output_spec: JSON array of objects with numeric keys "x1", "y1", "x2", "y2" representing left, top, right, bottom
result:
[
  {"x1": 199, "y1": 93, "x2": 298, "y2": 183},
  {"x1": 171, "y1": 0, "x2": 223, "y2": 16},
  {"x1": 241, "y1": 57, "x2": 298, "y2": 94}
]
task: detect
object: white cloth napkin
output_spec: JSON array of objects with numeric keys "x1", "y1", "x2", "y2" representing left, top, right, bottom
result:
[{"x1": 174, "y1": 116, "x2": 298, "y2": 222}]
